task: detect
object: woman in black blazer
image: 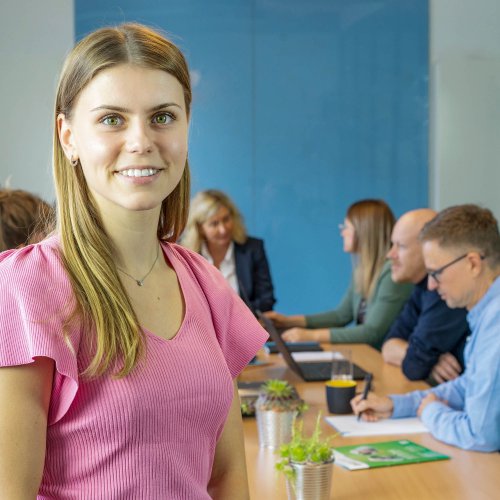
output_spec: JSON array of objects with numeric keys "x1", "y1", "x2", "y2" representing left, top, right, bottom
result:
[{"x1": 181, "y1": 190, "x2": 276, "y2": 312}]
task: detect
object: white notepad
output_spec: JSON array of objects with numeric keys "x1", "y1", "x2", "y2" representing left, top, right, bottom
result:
[
  {"x1": 325, "y1": 415, "x2": 428, "y2": 437},
  {"x1": 290, "y1": 351, "x2": 345, "y2": 362}
]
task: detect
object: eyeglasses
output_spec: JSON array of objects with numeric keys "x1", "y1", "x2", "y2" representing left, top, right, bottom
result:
[
  {"x1": 427, "y1": 253, "x2": 485, "y2": 284},
  {"x1": 338, "y1": 223, "x2": 353, "y2": 232}
]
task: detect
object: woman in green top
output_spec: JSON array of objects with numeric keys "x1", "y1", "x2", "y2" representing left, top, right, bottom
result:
[{"x1": 265, "y1": 199, "x2": 412, "y2": 348}]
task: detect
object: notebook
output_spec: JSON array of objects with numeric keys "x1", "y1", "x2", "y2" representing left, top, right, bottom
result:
[{"x1": 257, "y1": 312, "x2": 369, "y2": 382}]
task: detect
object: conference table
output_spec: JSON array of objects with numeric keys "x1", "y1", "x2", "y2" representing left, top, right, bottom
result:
[{"x1": 239, "y1": 344, "x2": 500, "y2": 500}]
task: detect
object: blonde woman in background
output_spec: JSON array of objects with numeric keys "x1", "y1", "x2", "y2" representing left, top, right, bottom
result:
[
  {"x1": 265, "y1": 199, "x2": 412, "y2": 348},
  {"x1": 182, "y1": 189, "x2": 276, "y2": 312}
]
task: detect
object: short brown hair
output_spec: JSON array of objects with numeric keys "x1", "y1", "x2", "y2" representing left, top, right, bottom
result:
[
  {"x1": 0, "y1": 189, "x2": 54, "y2": 251},
  {"x1": 419, "y1": 204, "x2": 500, "y2": 267}
]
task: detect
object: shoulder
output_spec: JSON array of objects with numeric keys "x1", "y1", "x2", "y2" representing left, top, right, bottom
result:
[
  {"x1": 0, "y1": 236, "x2": 72, "y2": 298},
  {"x1": 235, "y1": 236, "x2": 264, "y2": 251}
]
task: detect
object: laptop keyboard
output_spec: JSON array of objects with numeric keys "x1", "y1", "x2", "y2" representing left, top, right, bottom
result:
[{"x1": 300, "y1": 362, "x2": 332, "y2": 381}]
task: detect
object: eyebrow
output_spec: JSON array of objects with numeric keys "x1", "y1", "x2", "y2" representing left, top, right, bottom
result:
[{"x1": 90, "y1": 102, "x2": 183, "y2": 113}]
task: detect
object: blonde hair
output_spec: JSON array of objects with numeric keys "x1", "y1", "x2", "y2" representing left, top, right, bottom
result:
[
  {"x1": 347, "y1": 199, "x2": 395, "y2": 299},
  {"x1": 181, "y1": 189, "x2": 247, "y2": 252},
  {"x1": 53, "y1": 23, "x2": 191, "y2": 377}
]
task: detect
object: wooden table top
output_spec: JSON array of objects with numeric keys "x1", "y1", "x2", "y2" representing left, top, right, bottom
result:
[{"x1": 239, "y1": 344, "x2": 500, "y2": 499}]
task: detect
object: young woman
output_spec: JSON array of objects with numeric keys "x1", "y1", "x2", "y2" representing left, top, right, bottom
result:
[
  {"x1": 182, "y1": 189, "x2": 276, "y2": 312},
  {"x1": 0, "y1": 24, "x2": 267, "y2": 498},
  {"x1": 265, "y1": 199, "x2": 412, "y2": 348}
]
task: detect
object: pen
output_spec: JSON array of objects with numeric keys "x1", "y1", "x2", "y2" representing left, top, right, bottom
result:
[{"x1": 357, "y1": 372, "x2": 373, "y2": 421}]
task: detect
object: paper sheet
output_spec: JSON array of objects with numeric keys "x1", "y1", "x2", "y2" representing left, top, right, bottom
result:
[
  {"x1": 291, "y1": 351, "x2": 344, "y2": 362},
  {"x1": 325, "y1": 415, "x2": 428, "y2": 437}
]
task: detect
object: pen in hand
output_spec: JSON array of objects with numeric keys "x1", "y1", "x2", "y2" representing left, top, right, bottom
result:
[{"x1": 357, "y1": 372, "x2": 373, "y2": 421}]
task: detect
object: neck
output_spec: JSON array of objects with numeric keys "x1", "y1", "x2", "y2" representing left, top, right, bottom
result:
[
  {"x1": 101, "y1": 206, "x2": 162, "y2": 275},
  {"x1": 206, "y1": 241, "x2": 230, "y2": 265},
  {"x1": 467, "y1": 269, "x2": 500, "y2": 310}
]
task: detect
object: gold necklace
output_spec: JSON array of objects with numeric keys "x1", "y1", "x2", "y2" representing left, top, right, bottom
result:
[{"x1": 117, "y1": 245, "x2": 160, "y2": 287}]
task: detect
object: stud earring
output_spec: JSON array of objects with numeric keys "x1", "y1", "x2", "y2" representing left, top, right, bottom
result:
[{"x1": 70, "y1": 155, "x2": 79, "y2": 167}]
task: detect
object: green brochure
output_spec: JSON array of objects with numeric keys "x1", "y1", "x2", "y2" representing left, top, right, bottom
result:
[{"x1": 334, "y1": 440, "x2": 450, "y2": 470}]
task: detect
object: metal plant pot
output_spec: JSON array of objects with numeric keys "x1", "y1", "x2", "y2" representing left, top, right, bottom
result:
[
  {"x1": 285, "y1": 460, "x2": 334, "y2": 500},
  {"x1": 255, "y1": 409, "x2": 297, "y2": 450}
]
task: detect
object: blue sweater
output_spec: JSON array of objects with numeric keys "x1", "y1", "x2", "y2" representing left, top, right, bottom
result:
[{"x1": 384, "y1": 278, "x2": 470, "y2": 380}]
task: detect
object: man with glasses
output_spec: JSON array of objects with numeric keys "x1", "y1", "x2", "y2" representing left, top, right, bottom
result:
[
  {"x1": 382, "y1": 209, "x2": 470, "y2": 384},
  {"x1": 352, "y1": 204, "x2": 500, "y2": 452}
]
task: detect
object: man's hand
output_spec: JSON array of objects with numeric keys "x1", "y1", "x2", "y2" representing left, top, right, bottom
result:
[
  {"x1": 351, "y1": 392, "x2": 394, "y2": 421},
  {"x1": 431, "y1": 353, "x2": 462, "y2": 384},
  {"x1": 417, "y1": 392, "x2": 447, "y2": 417},
  {"x1": 281, "y1": 327, "x2": 329, "y2": 343}
]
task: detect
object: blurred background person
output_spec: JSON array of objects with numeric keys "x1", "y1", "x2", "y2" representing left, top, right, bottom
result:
[
  {"x1": 0, "y1": 188, "x2": 54, "y2": 251},
  {"x1": 352, "y1": 204, "x2": 500, "y2": 452},
  {"x1": 181, "y1": 189, "x2": 276, "y2": 312},
  {"x1": 266, "y1": 199, "x2": 412, "y2": 348},
  {"x1": 382, "y1": 208, "x2": 470, "y2": 384}
]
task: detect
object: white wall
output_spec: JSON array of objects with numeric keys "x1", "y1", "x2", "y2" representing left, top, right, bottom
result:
[
  {"x1": 0, "y1": 0, "x2": 74, "y2": 202},
  {"x1": 430, "y1": 0, "x2": 500, "y2": 217}
]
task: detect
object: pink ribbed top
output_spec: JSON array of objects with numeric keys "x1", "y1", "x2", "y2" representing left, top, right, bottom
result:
[{"x1": 0, "y1": 237, "x2": 268, "y2": 499}]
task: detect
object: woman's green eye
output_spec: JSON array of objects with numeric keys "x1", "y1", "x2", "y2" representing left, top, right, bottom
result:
[
  {"x1": 102, "y1": 116, "x2": 121, "y2": 126},
  {"x1": 153, "y1": 113, "x2": 171, "y2": 124}
]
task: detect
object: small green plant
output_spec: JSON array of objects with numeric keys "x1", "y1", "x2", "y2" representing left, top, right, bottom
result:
[
  {"x1": 256, "y1": 379, "x2": 308, "y2": 413},
  {"x1": 275, "y1": 412, "x2": 336, "y2": 480}
]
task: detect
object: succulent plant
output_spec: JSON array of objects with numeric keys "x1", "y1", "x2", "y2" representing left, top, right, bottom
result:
[
  {"x1": 256, "y1": 379, "x2": 308, "y2": 413},
  {"x1": 275, "y1": 413, "x2": 337, "y2": 480}
]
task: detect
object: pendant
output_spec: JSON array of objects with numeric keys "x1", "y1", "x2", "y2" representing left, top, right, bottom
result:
[{"x1": 136, "y1": 280, "x2": 144, "y2": 287}]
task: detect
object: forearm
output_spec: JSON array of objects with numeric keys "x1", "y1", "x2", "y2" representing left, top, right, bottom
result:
[
  {"x1": 382, "y1": 338, "x2": 409, "y2": 366},
  {"x1": 0, "y1": 359, "x2": 53, "y2": 497},
  {"x1": 285, "y1": 315, "x2": 306, "y2": 328},
  {"x1": 208, "y1": 382, "x2": 249, "y2": 499},
  {"x1": 421, "y1": 403, "x2": 500, "y2": 452},
  {"x1": 329, "y1": 323, "x2": 386, "y2": 347}
]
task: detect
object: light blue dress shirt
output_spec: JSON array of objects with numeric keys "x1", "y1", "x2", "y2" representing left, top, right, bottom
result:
[{"x1": 390, "y1": 276, "x2": 500, "y2": 452}]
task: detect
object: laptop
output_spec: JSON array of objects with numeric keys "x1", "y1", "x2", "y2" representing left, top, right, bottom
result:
[{"x1": 257, "y1": 311, "x2": 369, "y2": 382}]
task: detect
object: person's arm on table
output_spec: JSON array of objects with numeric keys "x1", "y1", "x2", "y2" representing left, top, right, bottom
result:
[
  {"x1": 263, "y1": 311, "x2": 306, "y2": 329},
  {"x1": 381, "y1": 338, "x2": 409, "y2": 366},
  {"x1": 208, "y1": 380, "x2": 250, "y2": 500},
  {"x1": 400, "y1": 292, "x2": 468, "y2": 381},
  {"x1": 418, "y1": 363, "x2": 500, "y2": 451},
  {"x1": 281, "y1": 285, "x2": 355, "y2": 342},
  {"x1": 0, "y1": 357, "x2": 53, "y2": 498},
  {"x1": 430, "y1": 353, "x2": 462, "y2": 384}
]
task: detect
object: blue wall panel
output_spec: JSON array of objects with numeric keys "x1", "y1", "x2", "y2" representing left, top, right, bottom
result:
[{"x1": 76, "y1": 0, "x2": 428, "y2": 314}]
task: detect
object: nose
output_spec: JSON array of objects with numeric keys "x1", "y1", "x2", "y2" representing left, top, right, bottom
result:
[
  {"x1": 427, "y1": 275, "x2": 438, "y2": 291},
  {"x1": 218, "y1": 223, "x2": 229, "y2": 236},
  {"x1": 387, "y1": 245, "x2": 396, "y2": 260},
  {"x1": 126, "y1": 121, "x2": 153, "y2": 154}
]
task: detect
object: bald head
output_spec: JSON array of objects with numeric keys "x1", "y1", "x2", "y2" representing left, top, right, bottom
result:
[{"x1": 387, "y1": 209, "x2": 437, "y2": 283}]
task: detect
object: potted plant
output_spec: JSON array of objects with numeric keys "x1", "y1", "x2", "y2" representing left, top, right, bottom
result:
[
  {"x1": 255, "y1": 379, "x2": 308, "y2": 449},
  {"x1": 275, "y1": 413, "x2": 336, "y2": 500}
]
